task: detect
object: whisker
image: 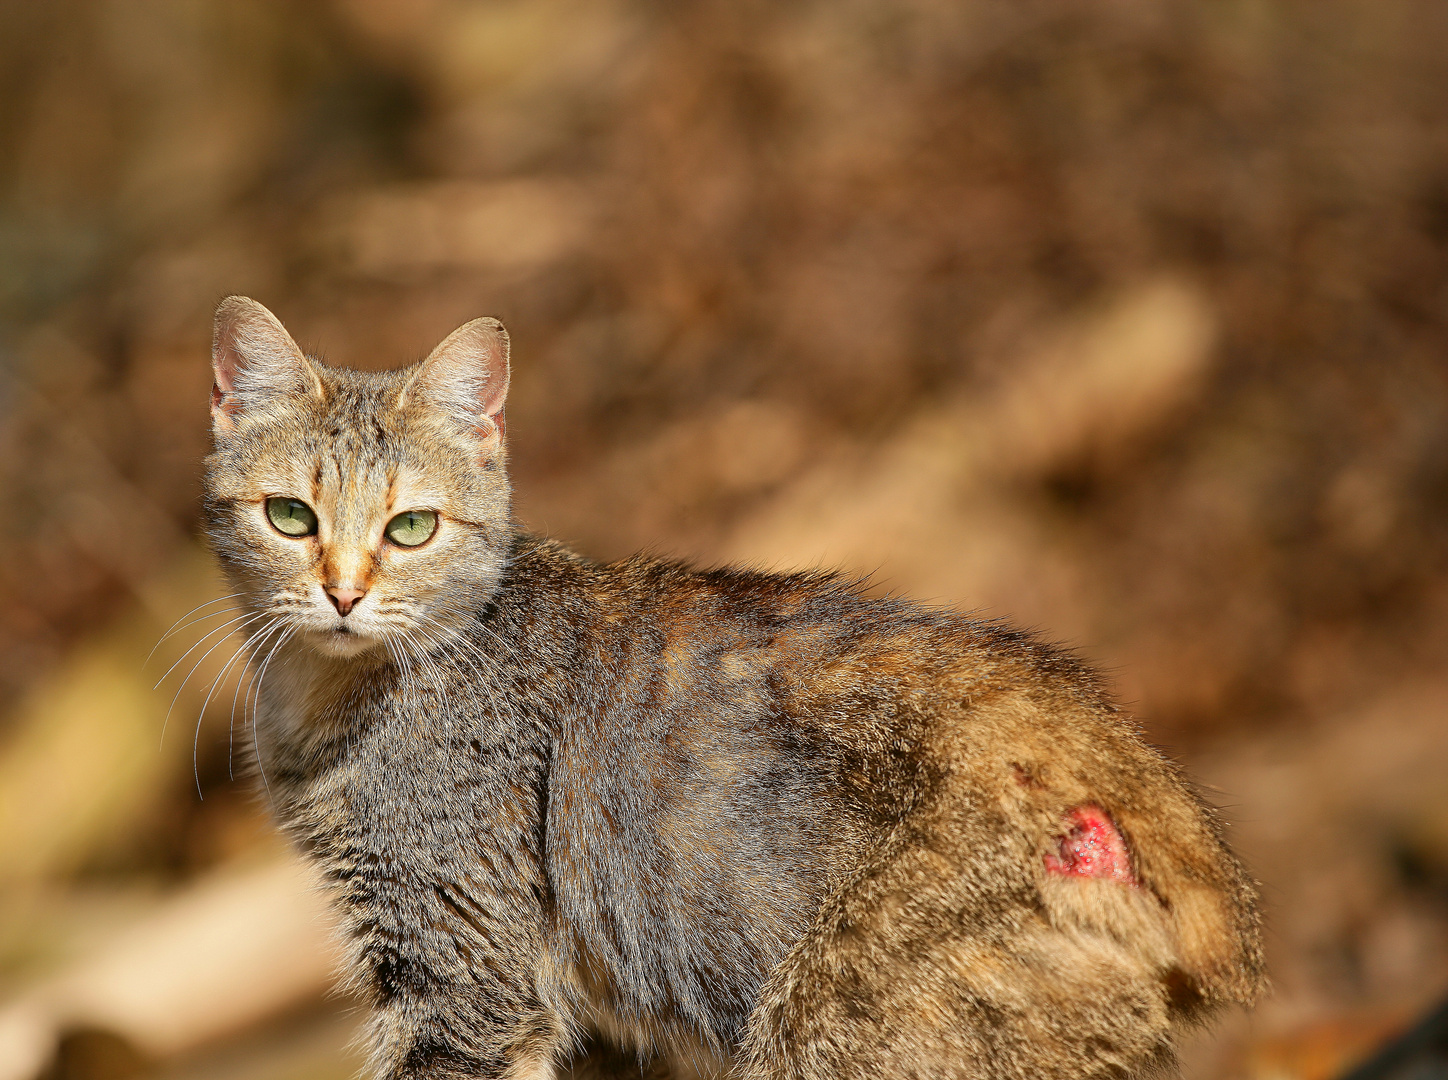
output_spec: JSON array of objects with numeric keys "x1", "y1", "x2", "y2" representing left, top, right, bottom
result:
[
  {"x1": 382, "y1": 618, "x2": 453, "y2": 723},
  {"x1": 193, "y1": 617, "x2": 280, "y2": 798},
  {"x1": 428, "y1": 607, "x2": 517, "y2": 681},
  {"x1": 428, "y1": 598, "x2": 524, "y2": 674},
  {"x1": 244, "y1": 621, "x2": 288, "y2": 729},
  {"x1": 145, "y1": 593, "x2": 245, "y2": 665},
  {"x1": 151, "y1": 607, "x2": 243, "y2": 657},
  {"x1": 158, "y1": 611, "x2": 271, "y2": 747},
  {"x1": 385, "y1": 636, "x2": 421, "y2": 708},
  {"x1": 250, "y1": 625, "x2": 294, "y2": 802},
  {"x1": 402, "y1": 615, "x2": 506, "y2": 731},
  {"x1": 416, "y1": 643, "x2": 453, "y2": 705},
  {"x1": 228, "y1": 618, "x2": 289, "y2": 781},
  {"x1": 412, "y1": 621, "x2": 488, "y2": 687},
  {"x1": 396, "y1": 627, "x2": 445, "y2": 703},
  {"x1": 412, "y1": 619, "x2": 481, "y2": 676},
  {"x1": 153, "y1": 610, "x2": 257, "y2": 691}
]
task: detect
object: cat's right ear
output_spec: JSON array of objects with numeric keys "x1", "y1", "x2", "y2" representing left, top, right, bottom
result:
[{"x1": 211, "y1": 296, "x2": 322, "y2": 437}]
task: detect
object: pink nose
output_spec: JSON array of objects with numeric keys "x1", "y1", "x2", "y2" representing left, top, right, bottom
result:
[{"x1": 326, "y1": 586, "x2": 366, "y2": 616}]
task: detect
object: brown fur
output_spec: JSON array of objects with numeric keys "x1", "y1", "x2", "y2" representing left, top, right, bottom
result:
[{"x1": 203, "y1": 297, "x2": 1263, "y2": 1079}]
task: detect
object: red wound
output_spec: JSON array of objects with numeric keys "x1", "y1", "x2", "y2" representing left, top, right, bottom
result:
[{"x1": 1044, "y1": 804, "x2": 1136, "y2": 885}]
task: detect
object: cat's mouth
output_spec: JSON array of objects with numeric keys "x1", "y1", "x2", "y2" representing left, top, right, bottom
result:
[{"x1": 309, "y1": 618, "x2": 381, "y2": 658}]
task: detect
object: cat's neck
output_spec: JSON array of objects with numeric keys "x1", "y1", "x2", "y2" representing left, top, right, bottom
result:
[{"x1": 254, "y1": 635, "x2": 391, "y2": 754}]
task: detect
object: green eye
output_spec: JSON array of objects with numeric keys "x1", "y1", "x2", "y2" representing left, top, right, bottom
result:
[
  {"x1": 385, "y1": 509, "x2": 437, "y2": 547},
  {"x1": 265, "y1": 497, "x2": 318, "y2": 537}
]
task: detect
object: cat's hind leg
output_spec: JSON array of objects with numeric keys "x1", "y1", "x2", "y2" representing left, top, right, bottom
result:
[{"x1": 734, "y1": 691, "x2": 1264, "y2": 1080}]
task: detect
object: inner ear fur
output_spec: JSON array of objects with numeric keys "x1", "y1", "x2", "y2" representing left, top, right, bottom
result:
[
  {"x1": 403, "y1": 317, "x2": 511, "y2": 445},
  {"x1": 211, "y1": 296, "x2": 322, "y2": 433}
]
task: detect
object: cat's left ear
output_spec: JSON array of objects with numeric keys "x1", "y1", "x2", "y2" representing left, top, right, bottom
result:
[{"x1": 404, "y1": 317, "x2": 510, "y2": 450}]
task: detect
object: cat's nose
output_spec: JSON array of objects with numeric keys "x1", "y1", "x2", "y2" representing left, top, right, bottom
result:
[{"x1": 326, "y1": 586, "x2": 367, "y2": 616}]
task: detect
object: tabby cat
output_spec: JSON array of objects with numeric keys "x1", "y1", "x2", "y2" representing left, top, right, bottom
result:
[{"x1": 202, "y1": 296, "x2": 1263, "y2": 1080}]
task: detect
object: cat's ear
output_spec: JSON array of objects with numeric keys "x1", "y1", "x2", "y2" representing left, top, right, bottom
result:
[
  {"x1": 211, "y1": 296, "x2": 322, "y2": 436},
  {"x1": 403, "y1": 317, "x2": 510, "y2": 450}
]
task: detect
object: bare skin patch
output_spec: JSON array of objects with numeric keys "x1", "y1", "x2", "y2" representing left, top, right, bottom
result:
[{"x1": 1045, "y1": 804, "x2": 1136, "y2": 885}]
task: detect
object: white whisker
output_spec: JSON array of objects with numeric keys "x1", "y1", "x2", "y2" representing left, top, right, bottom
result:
[
  {"x1": 229, "y1": 618, "x2": 290, "y2": 781},
  {"x1": 385, "y1": 636, "x2": 422, "y2": 708},
  {"x1": 250, "y1": 625, "x2": 294, "y2": 802},
  {"x1": 145, "y1": 593, "x2": 245, "y2": 665},
  {"x1": 402, "y1": 613, "x2": 508, "y2": 731},
  {"x1": 225, "y1": 613, "x2": 288, "y2": 781},
  {"x1": 192, "y1": 617, "x2": 281, "y2": 798},
  {"x1": 152, "y1": 610, "x2": 258, "y2": 691},
  {"x1": 158, "y1": 610, "x2": 271, "y2": 747},
  {"x1": 399, "y1": 626, "x2": 448, "y2": 702}
]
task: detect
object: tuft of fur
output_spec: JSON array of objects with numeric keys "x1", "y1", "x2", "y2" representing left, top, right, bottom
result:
[{"x1": 203, "y1": 298, "x2": 1264, "y2": 1080}]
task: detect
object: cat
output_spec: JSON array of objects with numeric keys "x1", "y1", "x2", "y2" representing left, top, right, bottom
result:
[{"x1": 203, "y1": 295, "x2": 1264, "y2": 1080}]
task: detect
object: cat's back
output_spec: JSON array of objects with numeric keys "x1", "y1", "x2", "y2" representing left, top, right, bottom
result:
[
  {"x1": 500, "y1": 534, "x2": 1082, "y2": 676},
  {"x1": 492, "y1": 535, "x2": 1112, "y2": 763}
]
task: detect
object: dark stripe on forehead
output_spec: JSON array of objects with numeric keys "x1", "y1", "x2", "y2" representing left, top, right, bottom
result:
[
  {"x1": 322, "y1": 450, "x2": 342, "y2": 490},
  {"x1": 321, "y1": 389, "x2": 398, "y2": 449},
  {"x1": 330, "y1": 422, "x2": 376, "y2": 462},
  {"x1": 318, "y1": 427, "x2": 395, "y2": 494}
]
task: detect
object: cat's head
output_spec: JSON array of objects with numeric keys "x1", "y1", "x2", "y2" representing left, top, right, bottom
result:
[{"x1": 203, "y1": 296, "x2": 512, "y2": 660}]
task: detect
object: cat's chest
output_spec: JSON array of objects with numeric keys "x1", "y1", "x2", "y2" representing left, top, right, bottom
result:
[
  {"x1": 253, "y1": 654, "x2": 362, "y2": 757},
  {"x1": 260, "y1": 655, "x2": 545, "y2": 865}
]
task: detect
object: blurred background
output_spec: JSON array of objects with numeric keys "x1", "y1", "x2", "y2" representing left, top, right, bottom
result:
[{"x1": 0, "y1": 0, "x2": 1446, "y2": 1077}]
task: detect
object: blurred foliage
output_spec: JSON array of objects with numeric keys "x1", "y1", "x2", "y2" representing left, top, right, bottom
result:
[
  {"x1": 1, "y1": 0, "x2": 1446, "y2": 739},
  {"x1": 0, "y1": 0, "x2": 1447, "y2": 1076}
]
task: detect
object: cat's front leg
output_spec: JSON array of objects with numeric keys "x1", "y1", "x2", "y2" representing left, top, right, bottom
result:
[
  {"x1": 364, "y1": 950, "x2": 569, "y2": 1080},
  {"x1": 368, "y1": 985, "x2": 567, "y2": 1080},
  {"x1": 347, "y1": 872, "x2": 567, "y2": 1080}
]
